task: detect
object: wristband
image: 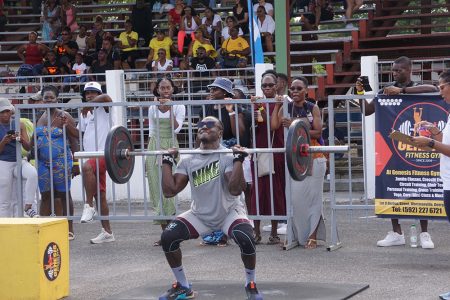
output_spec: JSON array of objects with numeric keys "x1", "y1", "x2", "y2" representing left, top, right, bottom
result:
[
  {"x1": 162, "y1": 154, "x2": 176, "y2": 167},
  {"x1": 232, "y1": 151, "x2": 247, "y2": 163},
  {"x1": 228, "y1": 112, "x2": 236, "y2": 116},
  {"x1": 356, "y1": 90, "x2": 365, "y2": 95},
  {"x1": 258, "y1": 106, "x2": 265, "y2": 111},
  {"x1": 73, "y1": 162, "x2": 79, "y2": 166},
  {"x1": 428, "y1": 139, "x2": 435, "y2": 149}
]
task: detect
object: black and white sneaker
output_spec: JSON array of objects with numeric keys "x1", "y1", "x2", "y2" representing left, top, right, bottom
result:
[
  {"x1": 245, "y1": 281, "x2": 263, "y2": 300},
  {"x1": 24, "y1": 208, "x2": 39, "y2": 218},
  {"x1": 159, "y1": 282, "x2": 194, "y2": 300}
]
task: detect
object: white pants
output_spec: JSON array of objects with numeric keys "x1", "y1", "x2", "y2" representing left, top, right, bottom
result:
[
  {"x1": 0, "y1": 160, "x2": 17, "y2": 217},
  {"x1": 13, "y1": 160, "x2": 39, "y2": 207}
]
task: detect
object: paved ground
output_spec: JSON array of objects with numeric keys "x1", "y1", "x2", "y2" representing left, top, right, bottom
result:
[{"x1": 68, "y1": 194, "x2": 450, "y2": 300}]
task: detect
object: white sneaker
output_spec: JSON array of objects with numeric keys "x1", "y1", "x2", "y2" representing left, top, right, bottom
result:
[
  {"x1": 377, "y1": 231, "x2": 405, "y2": 247},
  {"x1": 277, "y1": 223, "x2": 287, "y2": 235},
  {"x1": 346, "y1": 23, "x2": 356, "y2": 29},
  {"x1": 80, "y1": 204, "x2": 96, "y2": 223},
  {"x1": 90, "y1": 228, "x2": 115, "y2": 244},
  {"x1": 419, "y1": 232, "x2": 434, "y2": 249}
]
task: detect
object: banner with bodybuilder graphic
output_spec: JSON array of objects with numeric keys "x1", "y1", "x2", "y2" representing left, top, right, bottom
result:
[{"x1": 375, "y1": 94, "x2": 449, "y2": 219}]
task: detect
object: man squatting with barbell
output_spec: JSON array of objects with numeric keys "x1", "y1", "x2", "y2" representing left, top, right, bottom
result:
[{"x1": 158, "y1": 116, "x2": 263, "y2": 300}]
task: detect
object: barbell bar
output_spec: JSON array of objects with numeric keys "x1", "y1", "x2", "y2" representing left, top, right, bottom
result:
[{"x1": 74, "y1": 120, "x2": 350, "y2": 184}]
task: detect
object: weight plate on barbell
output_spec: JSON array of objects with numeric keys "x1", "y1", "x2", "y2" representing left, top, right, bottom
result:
[
  {"x1": 286, "y1": 119, "x2": 312, "y2": 181},
  {"x1": 105, "y1": 125, "x2": 135, "y2": 184}
]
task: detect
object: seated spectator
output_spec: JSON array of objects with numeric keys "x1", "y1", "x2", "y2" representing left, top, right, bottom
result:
[
  {"x1": 345, "y1": 0, "x2": 363, "y2": 28},
  {"x1": 42, "y1": 50, "x2": 65, "y2": 82},
  {"x1": 219, "y1": 26, "x2": 250, "y2": 69},
  {"x1": 233, "y1": 0, "x2": 249, "y2": 35},
  {"x1": 253, "y1": 0, "x2": 274, "y2": 17},
  {"x1": 256, "y1": 5, "x2": 275, "y2": 52},
  {"x1": 63, "y1": 52, "x2": 88, "y2": 92},
  {"x1": 299, "y1": 0, "x2": 334, "y2": 38},
  {"x1": 221, "y1": 16, "x2": 244, "y2": 44},
  {"x1": 101, "y1": 35, "x2": 122, "y2": 70},
  {"x1": 118, "y1": 20, "x2": 139, "y2": 69},
  {"x1": 17, "y1": 31, "x2": 49, "y2": 77},
  {"x1": 190, "y1": 46, "x2": 218, "y2": 92},
  {"x1": 147, "y1": 48, "x2": 173, "y2": 84},
  {"x1": 180, "y1": 27, "x2": 217, "y2": 70},
  {"x1": 42, "y1": 0, "x2": 62, "y2": 40},
  {"x1": 88, "y1": 48, "x2": 113, "y2": 82},
  {"x1": 75, "y1": 24, "x2": 88, "y2": 54},
  {"x1": 89, "y1": 17, "x2": 106, "y2": 52},
  {"x1": 60, "y1": 0, "x2": 78, "y2": 33},
  {"x1": 131, "y1": 0, "x2": 153, "y2": 46},
  {"x1": 168, "y1": 0, "x2": 185, "y2": 39},
  {"x1": 201, "y1": 7, "x2": 222, "y2": 47},
  {"x1": 54, "y1": 27, "x2": 79, "y2": 71},
  {"x1": 146, "y1": 28, "x2": 178, "y2": 68},
  {"x1": 177, "y1": 5, "x2": 201, "y2": 54}
]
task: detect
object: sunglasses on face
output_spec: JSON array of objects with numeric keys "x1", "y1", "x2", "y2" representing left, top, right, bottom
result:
[
  {"x1": 197, "y1": 121, "x2": 216, "y2": 129},
  {"x1": 290, "y1": 86, "x2": 304, "y2": 92},
  {"x1": 261, "y1": 83, "x2": 276, "y2": 88}
]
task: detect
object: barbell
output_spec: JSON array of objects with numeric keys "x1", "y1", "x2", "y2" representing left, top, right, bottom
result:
[{"x1": 74, "y1": 120, "x2": 349, "y2": 184}]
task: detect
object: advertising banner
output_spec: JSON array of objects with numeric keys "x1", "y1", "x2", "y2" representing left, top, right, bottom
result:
[{"x1": 375, "y1": 94, "x2": 449, "y2": 219}]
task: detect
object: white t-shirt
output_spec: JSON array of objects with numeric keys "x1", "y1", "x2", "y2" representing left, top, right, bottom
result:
[
  {"x1": 151, "y1": 59, "x2": 173, "y2": 71},
  {"x1": 78, "y1": 107, "x2": 111, "y2": 152},
  {"x1": 257, "y1": 15, "x2": 275, "y2": 34},
  {"x1": 72, "y1": 62, "x2": 87, "y2": 76},
  {"x1": 441, "y1": 115, "x2": 450, "y2": 189},
  {"x1": 148, "y1": 105, "x2": 186, "y2": 135},
  {"x1": 202, "y1": 14, "x2": 222, "y2": 34},
  {"x1": 253, "y1": 2, "x2": 273, "y2": 15},
  {"x1": 221, "y1": 26, "x2": 243, "y2": 40},
  {"x1": 76, "y1": 35, "x2": 87, "y2": 52}
]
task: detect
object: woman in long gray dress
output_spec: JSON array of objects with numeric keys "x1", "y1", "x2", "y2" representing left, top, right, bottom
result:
[
  {"x1": 271, "y1": 76, "x2": 326, "y2": 249},
  {"x1": 146, "y1": 78, "x2": 186, "y2": 246}
]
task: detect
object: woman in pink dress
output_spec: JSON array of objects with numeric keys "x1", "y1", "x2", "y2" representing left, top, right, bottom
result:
[{"x1": 61, "y1": 0, "x2": 78, "y2": 33}]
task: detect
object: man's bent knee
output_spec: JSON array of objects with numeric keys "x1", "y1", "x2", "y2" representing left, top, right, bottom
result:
[
  {"x1": 161, "y1": 219, "x2": 190, "y2": 253},
  {"x1": 231, "y1": 222, "x2": 256, "y2": 255}
]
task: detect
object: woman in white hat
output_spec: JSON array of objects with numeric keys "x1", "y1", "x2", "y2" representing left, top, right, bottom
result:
[{"x1": 0, "y1": 98, "x2": 32, "y2": 217}]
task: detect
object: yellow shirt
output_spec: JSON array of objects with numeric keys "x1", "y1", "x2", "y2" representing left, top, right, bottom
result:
[
  {"x1": 221, "y1": 37, "x2": 249, "y2": 58},
  {"x1": 192, "y1": 40, "x2": 217, "y2": 58},
  {"x1": 149, "y1": 37, "x2": 173, "y2": 60},
  {"x1": 119, "y1": 31, "x2": 138, "y2": 51}
]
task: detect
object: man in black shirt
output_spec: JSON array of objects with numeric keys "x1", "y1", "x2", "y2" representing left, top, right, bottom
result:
[
  {"x1": 54, "y1": 27, "x2": 79, "y2": 72},
  {"x1": 131, "y1": 0, "x2": 154, "y2": 46},
  {"x1": 88, "y1": 49, "x2": 113, "y2": 82},
  {"x1": 190, "y1": 46, "x2": 217, "y2": 93}
]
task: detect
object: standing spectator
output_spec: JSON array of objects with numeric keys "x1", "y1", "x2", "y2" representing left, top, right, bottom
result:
[
  {"x1": 146, "y1": 78, "x2": 185, "y2": 246},
  {"x1": 256, "y1": 5, "x2": 275, "y2": 53},
  {"x1": 201, "y1": 7, "x2": 222, "y2": 47},
  {"x1": 17, "y1": 31, "x2": 49, "y2": 77},
  {"x1": 272, "y1": 77, "x2": 327, "y2": 249},
  {"x1": 276, "y1": 72, "x2": 288, "y2": 95},
  {"x1": 118, "y1": 20, "x2": 139, "y2": 69},
  {"x1": 101, "y1": 35, "x2": 122, "y2": 70},
  {"x1": 75, "y1": 24, "x2": 88, "y2": 54},
  {"x1": 146, "y1": 28, "x2": 177, "y2": 66},
  {"x1": 219, "y1": 26, "x2": 250, "y2": 69},
  {"x1": 233, "y1": 0, "x2": 249, "y2": 35},
  {"x1": 221, "y1": 16, "x2": 244, "y2": 44},
  {"x1": 42, "y1": 0, "x2": 62, "y2": 40},
  {"x1": 34, "y1": 85, "x2": 79, "y2": 238},
  {"x1": 190, "y1": 46, "x2": 218, "y2": 92},
  {"x1": 250, "y1": 71, "x2": 286, "y2": 245},
  {"x1": 253, "y1": 0, "x2": 274, "y2": 17},
  {"x1": 345, "y1": 0, "x2": 363, "y2": 28},
  {"x1": 131, "y1": 0, "x2": 154, "y2": 46},
  {"x1": 54, "y1": 27, "x2": 79, "y2": 71},
  {"x1": 78, "y1": 82, "x2": 115, "y2": 244},
  {"x1": 0, "y1": 98, "x2": 32, "y2": 217},
  {"x1": 31, "y1": 0, "x2": 41, "y2": 14},
  {"x1": 168, "y1": 0, "x2": 185, "y2": 39},
  {"x1": 60, "y1": 0, "x2": 78, "y2": 33},
  {"x1": 88, "y1": 48, "x2": 113, "y2": 82},
  {"x1": 177, "y1": 5, "x2": 201, "y2": 54}
]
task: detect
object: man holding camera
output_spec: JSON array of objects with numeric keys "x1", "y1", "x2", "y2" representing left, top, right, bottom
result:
[{"x1": 356, "y1": 56, "x2": 439, "y2": 248}]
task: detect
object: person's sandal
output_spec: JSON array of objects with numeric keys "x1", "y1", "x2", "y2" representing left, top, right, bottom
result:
[
  {"x1": 68, "y1": 232, "x2": 75, "y2": 241},
  {"x1": 305, "y1": 239, "x2": 317, "y2": 249},
  {"x1": 254, "y1": 235, "x2": 262, "y2": 245},
  {"x1": 153, "y1": 240, "x2": 162, "y2": 247},
  {"x1": 267, "y1": 235, "x2": 281, "y2": 245}
]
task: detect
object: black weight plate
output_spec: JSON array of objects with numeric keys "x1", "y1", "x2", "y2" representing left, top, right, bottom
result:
[
  {"x1": 105, "y1": 125, "x2": 135, "y2": 184},
  {"x1": 286, "y1": 119, "x2": 312, "y2": 181}
]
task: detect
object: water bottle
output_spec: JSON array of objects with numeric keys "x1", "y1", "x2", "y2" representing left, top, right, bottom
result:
[{"x1": 410, "y1": 224, "x2": 418, "y2": 248}]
